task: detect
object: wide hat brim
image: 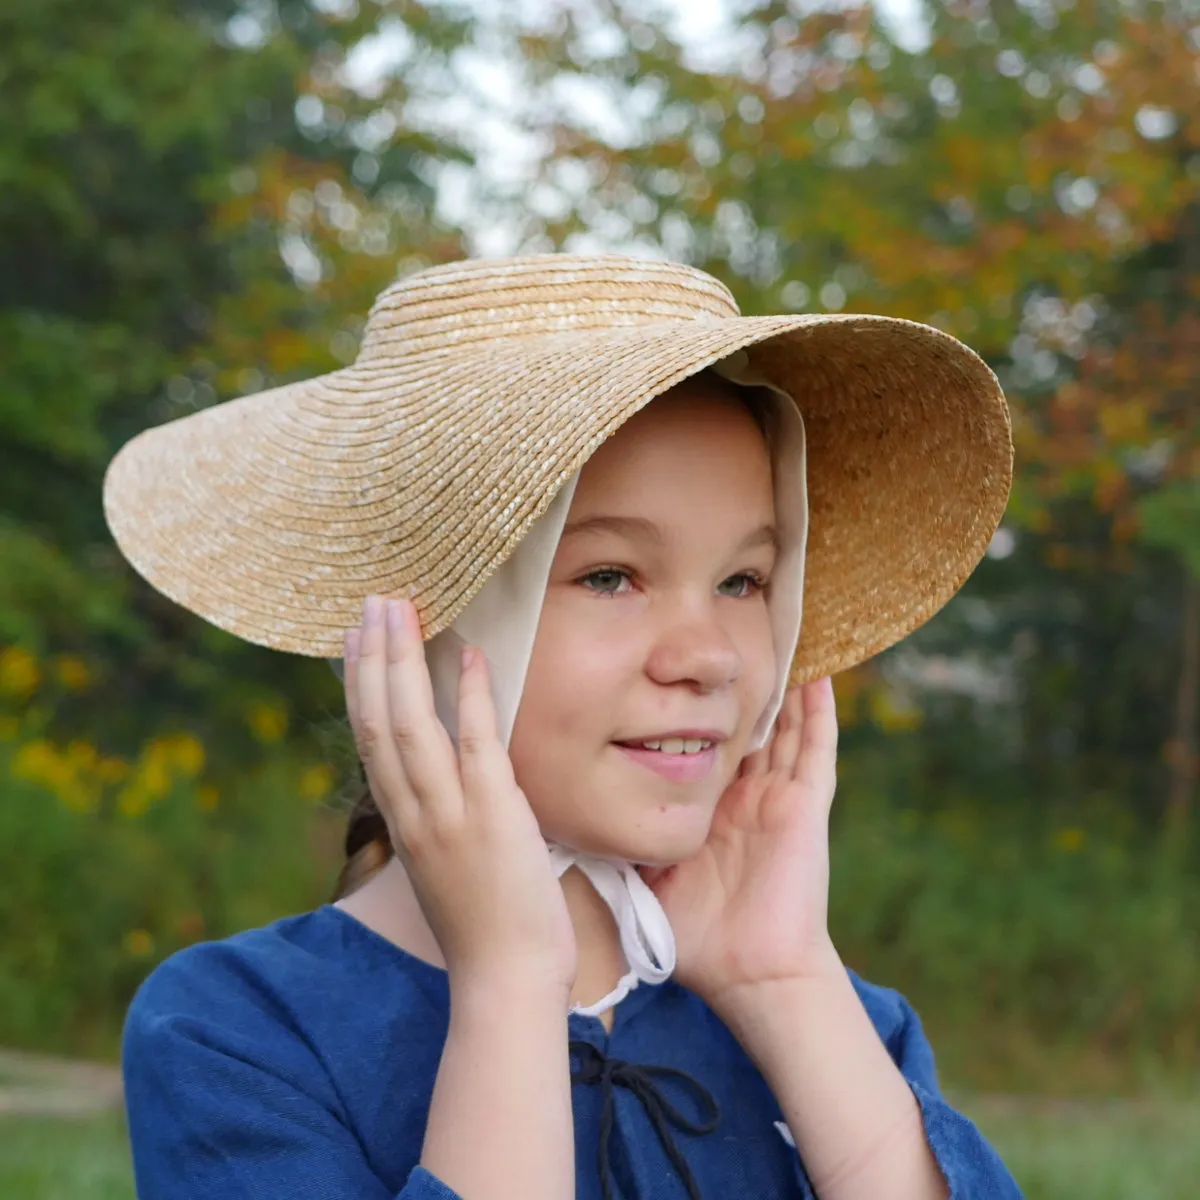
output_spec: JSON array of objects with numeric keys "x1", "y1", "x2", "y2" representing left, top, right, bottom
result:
[{"x1": 104, "y1": 260, "x2": 1011, "y2": 683}]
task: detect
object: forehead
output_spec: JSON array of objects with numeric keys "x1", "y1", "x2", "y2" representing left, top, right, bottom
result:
[{"x1": 568, "y1": 381, "x2": 774, "y2": 519}]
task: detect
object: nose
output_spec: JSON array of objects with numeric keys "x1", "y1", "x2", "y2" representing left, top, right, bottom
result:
[{"x1": 644, "y1": 603, "x2": 741, "y2": 693}]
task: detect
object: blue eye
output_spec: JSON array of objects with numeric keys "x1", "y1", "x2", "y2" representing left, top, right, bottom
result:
[
  {"x1": 718, "y1": 573, "x2": 766, "y2": 598},
  {"x1": 580, "y1": 569, "x2": 632, "y2": 596}
]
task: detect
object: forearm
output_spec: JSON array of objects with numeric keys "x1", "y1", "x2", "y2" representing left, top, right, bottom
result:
[
  {"x1": 717, "y1": 948, "x2": 947, "y2": 1200},
  {"x1": 422, "y1": 977, "x2": 574, "y2": 1200}
]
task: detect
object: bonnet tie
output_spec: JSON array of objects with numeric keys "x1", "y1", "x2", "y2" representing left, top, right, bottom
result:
[
  {"x1": 547, "y1": 846, "x2": 676, "y2": 1017},
  {"x1": 569, "y1": 1040, "x2": 720, "y2": 1200}
]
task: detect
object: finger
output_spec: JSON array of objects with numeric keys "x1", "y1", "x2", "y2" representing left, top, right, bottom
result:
[
  {"x1": 345, "y1": 622, "x2": 392, "y2": 806},
  {"x1": 796, "y1": 677, "x2": 839, "y2": 802},
  {"x1": 351, "y1": 597, "x2": 393, "y2": 770},
  {"x1": 353, "y1": 596, "x2": 419, "y2": 826},
  {"x1": 456, "y1": 647, "x2": 520, "y2": 812},
  {"x1": 768, "y1": 685, "x2": 805, "y2": 775},
  {"x1": 738, "y1": 744, "x2": 771, "y2": 779},
  {"x1": 742, "y1": 687, "x2": 799, "y2": 777},
  {"x1": 799, "y1": 677, "x2": 838, "y2": 756},
  {"x1": 383, "y1": 597, "x2": 461, "y2": 817}
]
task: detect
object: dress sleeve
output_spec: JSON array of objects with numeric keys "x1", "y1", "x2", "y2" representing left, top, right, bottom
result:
[
  {"x1": 123, "y1": 1002, "x2": 461, "y2": 1200},
  {"x1": 877, "y1": 988, "x2": 1023, "y2": 1198},
  {"x1": 773, "y1": 977, "x2": 1023, "y2": 1199}
]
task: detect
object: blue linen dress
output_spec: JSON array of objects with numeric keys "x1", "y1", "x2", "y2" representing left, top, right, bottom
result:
[{"x1": 122, "y1": 905, "x2": 1022, "y2": 1198}]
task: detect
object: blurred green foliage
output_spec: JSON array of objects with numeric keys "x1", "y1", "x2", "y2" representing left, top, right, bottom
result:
[
  {"x1": 832, "y1": 750, "x2": 1200, "y2": 1094},
  {"x1": 0, "y1": 646, "x2": 349, "y2": 1056}
]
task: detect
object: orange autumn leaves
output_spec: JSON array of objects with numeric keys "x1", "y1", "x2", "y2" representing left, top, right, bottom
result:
[{"x1": 523, "y1": 1, "x2": 1197, "y2": 568}]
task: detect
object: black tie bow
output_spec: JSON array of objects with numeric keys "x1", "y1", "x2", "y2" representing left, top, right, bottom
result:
[{"x1": 569, "y1": 1039, "x2": 721, "y2": 1200}]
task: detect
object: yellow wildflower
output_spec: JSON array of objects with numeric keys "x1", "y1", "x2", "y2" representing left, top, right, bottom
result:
[
  {"x1": 868, "y1": 687, "x2": 923, "y2": 734},
  {"x1": 114, "y1": 734, "x2": 206, "y2": 816},
  {"x1": 10, "y1": 736, "x2": 103, "y2": 814},
  {"x1": 116, "y1": 783, "x2": 153, "y2": 819},
  {"x1": 247, "y1": 702, "x2": 289, "y2": 744},
  {"x1": 66, "y1": 740, "x2": 99, "y2": 770},
  {"x1": 298, "y1": 763, "x2": 335, "y2": 802},
  {"x1": 138, "y1": 754, "x2": 172, "y2": 800},
  {"x1": 123, "y1": 929, "x2": 154, "y2": 957},
  {"x1": 160, "y1": 733, "x2": 206, "y2": 777},
  {"x1": 11, "y1": 739, "x2": 63, "y2": 786},
  {"x1": 98, "y1": 756, "x2": 130, "y2": 783},
  {"x1": 1052, "y1": 827, "x2": 1085, "y2": 854},
  {"x1": 54, "y1": 656, "x2": 92, "y2": 692},
  {"x1": 0, "y1": 646, "x2": 40, "y2": 698}
]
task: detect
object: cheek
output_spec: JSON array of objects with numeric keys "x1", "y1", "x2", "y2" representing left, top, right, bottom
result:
[
  {"x1": 508, "y1": 607, "x2": 630, "y2": 793},
  {"x1": 519, "y1": 635, "x2": 622, "y2": 736},
  {"x1": 735, "y1": 606, "x2": 779, "y2": 714}
]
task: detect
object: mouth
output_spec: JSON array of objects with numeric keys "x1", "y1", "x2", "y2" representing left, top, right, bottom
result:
[{"x1": 612, "y1": 730, "x2": 727, "y2": 783}]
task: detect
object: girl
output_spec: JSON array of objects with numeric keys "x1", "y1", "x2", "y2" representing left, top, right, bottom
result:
[{"x1": 106, "y1": 254, "x2": 1021, "y2": 1198}]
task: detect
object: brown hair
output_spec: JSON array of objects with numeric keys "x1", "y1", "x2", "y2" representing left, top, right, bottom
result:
[
  {"x1": 332, "y1": 771, "x2": 393, "y2": 900},
  {"x1": 330, "y1": 372, "x2": 774, "y2": 901}
]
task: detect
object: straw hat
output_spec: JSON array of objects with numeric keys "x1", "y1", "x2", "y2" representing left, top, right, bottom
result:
[{"x1": 103, "y1": 253, "x2": 1011, "y2": 681}]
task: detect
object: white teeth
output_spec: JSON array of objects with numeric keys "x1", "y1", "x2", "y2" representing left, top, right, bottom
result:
[{"x1": 635, "y1": 738, "x2": 712, "y2": 755}]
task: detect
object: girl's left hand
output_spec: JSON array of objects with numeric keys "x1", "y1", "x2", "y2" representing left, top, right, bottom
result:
[{"x1": 642, "y1": 678, "x2": 840, "y2": 1016}]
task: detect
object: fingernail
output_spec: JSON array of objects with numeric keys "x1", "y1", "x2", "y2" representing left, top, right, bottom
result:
[
  {"x1": 364, "y1": 594, "x2": 382, "y2": 625},
  {"x1": 344, "y1": 628, "x2": 360, "y2": 662},
  {"x1": 386, "y1": 598, "x2": 402, "y2": 634},
  {"x1": 461, "y1": 645, "x2": 475, "y2": 671}
]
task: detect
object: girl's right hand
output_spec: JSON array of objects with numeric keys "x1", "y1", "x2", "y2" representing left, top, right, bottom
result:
[{"x1": 344, "y1": 595, "x2": 577, "y2": 998}]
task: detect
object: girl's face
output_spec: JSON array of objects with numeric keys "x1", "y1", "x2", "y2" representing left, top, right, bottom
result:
[{"x1": 508, "y1": 375, "x2": 778, "y2": 865}]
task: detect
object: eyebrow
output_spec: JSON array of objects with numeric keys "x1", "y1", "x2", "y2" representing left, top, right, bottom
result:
[{"x1": 560, "y1": 515, "x2": 779, "y2": 554}]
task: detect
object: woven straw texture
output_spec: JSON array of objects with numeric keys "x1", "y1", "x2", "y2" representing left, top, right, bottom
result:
[{"x1": 103, "y1": 253, "x2": 1012, "y2": 681}]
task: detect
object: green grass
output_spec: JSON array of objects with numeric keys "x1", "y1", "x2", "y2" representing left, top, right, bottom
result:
[
  {"x1": 2, "y1": 1101, "x2": 1198, "y2": 1198},
  {"x1": 964, "y1": 1097, "x2": 1200, "y2": 1200},
  {"x1": 0, "y1": 1111, "x2": 134, "y2": 1200}
]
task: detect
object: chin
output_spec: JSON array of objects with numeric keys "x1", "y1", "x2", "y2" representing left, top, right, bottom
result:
[{"x1": 571, "y1": 805, "x2": 715, "y2": 867}]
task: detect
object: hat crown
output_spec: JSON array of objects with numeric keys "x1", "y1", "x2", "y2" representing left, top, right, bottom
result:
[{"x1": 356, "y1": 253, "x2": 741, "y2": 365}]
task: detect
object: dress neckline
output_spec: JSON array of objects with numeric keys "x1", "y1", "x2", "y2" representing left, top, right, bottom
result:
[{"x1": 316, "y1": 902, "x2": 666, "y2": 1040}]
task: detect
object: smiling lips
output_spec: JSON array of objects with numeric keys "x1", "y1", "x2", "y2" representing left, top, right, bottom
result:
[
  {"x1": 635, "y1": 736, "x2": 713, "y2": 755},
  {"x1": 613, "y1": 731, "x2": 726, "y2": 783}
]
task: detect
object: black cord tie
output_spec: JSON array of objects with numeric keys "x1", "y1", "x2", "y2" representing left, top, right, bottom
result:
[{"x1": 569, "y1": 1039, "x2": 721, "y2": 1200}]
